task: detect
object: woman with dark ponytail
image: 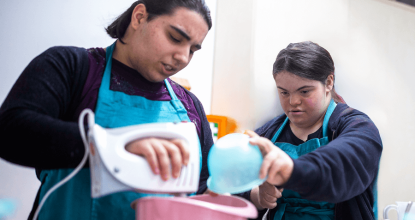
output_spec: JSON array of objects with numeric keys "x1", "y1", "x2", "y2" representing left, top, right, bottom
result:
[
  {"x1": 240, "y1": 42, "x2": 382, "y2": 220},
  {"x1": 0, "y1": 1, "x2": 214, "y2": 219}
]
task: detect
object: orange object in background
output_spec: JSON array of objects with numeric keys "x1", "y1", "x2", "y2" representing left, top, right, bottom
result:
[
  {"x1": 170, "y1": 77, "x2": 191, "y2": 91},
  {"x1": 207, "y1": 115, "x2": 239, "y2": 142}
]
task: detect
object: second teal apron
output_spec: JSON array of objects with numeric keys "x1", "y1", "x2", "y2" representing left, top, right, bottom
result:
[
  {"x1": 269, "y1": 100, "x2": 337, "y2": 220},
  {"x1": 37, "y1": 41, "x2": 201, "y2": 220}
]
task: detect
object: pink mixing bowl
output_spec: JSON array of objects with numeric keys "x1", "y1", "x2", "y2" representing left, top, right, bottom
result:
[{"x1": 132, "y1": 194, "x2": 258, "y2": 220}]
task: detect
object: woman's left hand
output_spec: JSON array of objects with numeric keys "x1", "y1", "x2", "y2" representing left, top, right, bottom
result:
[{"x1": 245, "y1": 130, "x2": 294, "y2": 186}]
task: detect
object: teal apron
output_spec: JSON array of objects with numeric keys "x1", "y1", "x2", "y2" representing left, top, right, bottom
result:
[
  {"x1": 269, "y1": 99, "x2": 337, "y2": 220},
  {"x1": 37, "y1": 41, "x2": 200, "y2": 220}
]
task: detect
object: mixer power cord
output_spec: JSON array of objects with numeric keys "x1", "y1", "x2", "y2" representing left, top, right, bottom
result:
[{"x1": 32, "y1": 109, "x2": 94, "y2": 220}]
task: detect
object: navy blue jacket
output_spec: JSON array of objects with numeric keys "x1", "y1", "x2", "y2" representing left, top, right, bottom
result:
[{"x1": 252, "y1": 103, "x2": 382, "y2": 220}]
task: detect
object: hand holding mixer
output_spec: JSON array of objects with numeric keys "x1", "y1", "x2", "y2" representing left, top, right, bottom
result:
[{"x1": 32, "y1": 109, "x2": 257, "y2": 220}]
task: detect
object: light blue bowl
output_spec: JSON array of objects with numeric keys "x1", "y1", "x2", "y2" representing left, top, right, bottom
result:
[
  {"x1": 0, "y1": 199, "x2": 17, "y2": 218},
  {"x1": 207, "y1": 133, "x2": 266, "y2": 194}
]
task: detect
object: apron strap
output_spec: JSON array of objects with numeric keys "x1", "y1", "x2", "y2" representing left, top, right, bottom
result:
[
  {"x1": 322, "y1": 99, "x2": 337, "y2": 137},
  {"x1": 165, "y1": 79, "x2": 179, "y2": 100},
  {"x1": 271, "y1": 117, "x2": 289, "y2": 143},
  {"x1": 164, "y1": 79, "x2": 190, "y2": 122},
  {"x1": 271, "y1": 99, "x2": 337, "y2": 143},
  {"x1": 101, "y1": 42, "x2": 116, "y2": 91}
]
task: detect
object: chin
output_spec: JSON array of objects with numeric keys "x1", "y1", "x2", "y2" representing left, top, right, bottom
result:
[
  {"x1": 147, "y1": 74, "x2": 168, "y2": 83},
  {"x1": 288, "y1": 117, "x2": 306, "y2": 126}
]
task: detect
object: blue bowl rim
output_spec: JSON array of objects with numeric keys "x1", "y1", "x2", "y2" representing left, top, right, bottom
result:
[{"x1": 206, "y1": 176, "x2": 266, "y2": 194}]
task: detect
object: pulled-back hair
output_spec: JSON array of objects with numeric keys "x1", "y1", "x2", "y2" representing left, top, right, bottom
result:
[
  {"x1": 273, "y1": 41, "x2": 345, "y2": 103},
  {"x1": 106, "y1": 0, "x2": 212, "y2": 44}
]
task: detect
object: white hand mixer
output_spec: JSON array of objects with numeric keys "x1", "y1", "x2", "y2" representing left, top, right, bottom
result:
[
  {"x1": 33, "y1": 109, "x2": 257, "y2": 220},
  {"x1": 86, "y1": 111, "x2": 201, "y2": 197},
  {"x1": 32, "y1": 109, "x2": 200, "y2": 219}
]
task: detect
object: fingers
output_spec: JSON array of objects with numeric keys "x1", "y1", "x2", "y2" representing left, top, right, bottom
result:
[
  {"x1": 259, "y1": 149, "x2": 278, "y2": 179},
  {"x1": 147, "y1": 139, "x2": 171, "y2": 180},
  {"x1": 125, "y1": 138, "x2": 189, "y2": 181},
  {"x1": 258, "y1": 182, "x2": 278, "y2": 209},
  {"x1": 258, "y1": 182, "x2": 284, "y2": 209},
  {"x1": 126, "y1": 141, "x2": 160, "y2": 175},
  {"x1": 244, "y1": 130, "x2": 259, "y2": 138},
  {"x1": 261, "y1": 182, "x2": 282, "y2": 198},
  {"x1": 170, "y1": 139, "x2": 190, "y2": 166},
  {"x1": 249, "y1": 136, "x2": 274, "y2": 157}
]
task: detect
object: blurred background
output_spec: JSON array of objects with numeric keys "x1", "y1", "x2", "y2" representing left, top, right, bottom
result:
[{"x1": 0, "y1": 0, "x2": 414, "y2": 219}]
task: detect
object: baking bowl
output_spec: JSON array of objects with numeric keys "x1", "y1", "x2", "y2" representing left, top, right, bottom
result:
[
  {"x1": 207, "y1": 133, "x2": 265, "y2": 194},
  {"x1": 131, "y1": 194, "x2": 257, "y2": 220}
]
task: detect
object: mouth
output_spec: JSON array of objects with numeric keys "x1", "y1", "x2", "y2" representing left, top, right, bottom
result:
[
  {"x1": 289, "y1": 110, "x2": 304, "y2": 115},
  {"x1": 162, "y1": 63, "x2": 178, "y2": 74}
]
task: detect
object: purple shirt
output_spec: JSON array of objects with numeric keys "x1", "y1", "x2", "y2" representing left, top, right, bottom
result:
[{"x1": 74, "y1": 47, "x2": 201, "y2": 136}]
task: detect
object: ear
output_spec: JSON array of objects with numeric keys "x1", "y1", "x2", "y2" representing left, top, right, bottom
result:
[
  {"x1": 325, "y1": 74, "x2": 334, "y2": 92},
  {"x1": 131, "y1": 4, "x2": 148, "y2": 30}
]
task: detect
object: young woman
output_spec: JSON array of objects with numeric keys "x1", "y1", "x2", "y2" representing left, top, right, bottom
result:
[
  {"x1": 0, "y1": 0, "x2": 213, "y2": 219},
  {"x1": 243, "y1": 41, "x2": 382, "y2": 220}
]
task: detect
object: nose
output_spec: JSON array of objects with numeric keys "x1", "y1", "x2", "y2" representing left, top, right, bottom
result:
[
  {"x1": 173, "y1": 47, "x2": 190, "y2": 65},
  {"x1": 289, "y1": 94, "x2": 301, "y2": 106}
]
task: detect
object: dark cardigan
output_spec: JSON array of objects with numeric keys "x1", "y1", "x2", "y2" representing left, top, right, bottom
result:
[
  {"x1": 0, "y1": 46, "x2": 213, "y2": 219},
  {"x1": 247, "y1": 103, "x2": 382, "y2": 220}
]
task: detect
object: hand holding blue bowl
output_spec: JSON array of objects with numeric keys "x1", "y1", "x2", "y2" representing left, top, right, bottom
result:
[{"x1": 207, "y1": 133, "x2": 266, "y2": 194}]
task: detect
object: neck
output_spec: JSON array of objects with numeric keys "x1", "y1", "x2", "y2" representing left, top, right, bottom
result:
[
  {"x1": 112, "y1": 40, "x2": 134, "y2": 70},
  {"x1": 289, "y1": 114, "x2": 325, "y2": 142}
]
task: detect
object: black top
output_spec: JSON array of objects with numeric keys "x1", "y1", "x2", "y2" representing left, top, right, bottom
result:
[
  {"x1": 243, "y1": 103, "x2": 382, "y2": 220},
  {"x1": 0, "y1": 46, "x2": 213, "y2": 219}
]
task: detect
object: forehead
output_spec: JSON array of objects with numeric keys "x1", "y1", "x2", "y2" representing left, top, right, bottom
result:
[
  {"x1": 275, "y1": 71, "x2": 321, "y2": 89},
  {"x1": 154, "y1": 7, "x2": 209, "y2": 43}
]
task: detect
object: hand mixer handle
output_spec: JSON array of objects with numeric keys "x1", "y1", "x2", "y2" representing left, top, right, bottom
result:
[{"x1": 89, "y1": 121, "x2": 201, "y2": 197}]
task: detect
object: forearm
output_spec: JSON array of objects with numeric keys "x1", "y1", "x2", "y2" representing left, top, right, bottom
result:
[
  {"x1": 0, "y1": 108, "x2": 85, "y2": 168},
  {"x1": 283, "y1": 122, "x2": 382, "y2": 202}
]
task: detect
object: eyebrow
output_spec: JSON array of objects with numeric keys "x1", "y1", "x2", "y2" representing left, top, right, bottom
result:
[
  {"x1": 277, "y1": 85, "x2": 314, "y2": 91},
  {"x1": 170, "y1": 25, "x2": 202, "y2": 50}
]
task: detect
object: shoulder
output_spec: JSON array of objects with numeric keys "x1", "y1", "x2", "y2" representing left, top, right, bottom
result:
[
  {"x1": 86, "y1": 47, "x2": 106, "y2": 64},
  {"x1": 40, "y1": 46, "x2": 88, "y2": 60},
  {"x1": 33, "y1": 46, "x2": 89, "y2": 72},
  {"x1": 329, "y1": 103, "x2": 380, "y2": 138},
  {"x1": 255, "y1": 114, "x2": 286, "y2": 139},
  {"x1": 329, "y1": 103, "x2": 372, "y2": 126}
]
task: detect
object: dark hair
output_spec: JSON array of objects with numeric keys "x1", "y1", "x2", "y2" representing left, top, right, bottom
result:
[
  {"x1": 106, "y1": 0, "x2": 212, "y2": 44},
  {"x1": 272, "y1": 41, "x2": 345, "y2": 104}
]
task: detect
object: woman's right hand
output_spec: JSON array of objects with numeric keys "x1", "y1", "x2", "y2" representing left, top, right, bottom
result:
[
  {"x1": 245, "y1": 130, "x2": 294, "y2": 186},
  {"x1": 125, "y1": 138, "x2": 189, "y2": 181}
]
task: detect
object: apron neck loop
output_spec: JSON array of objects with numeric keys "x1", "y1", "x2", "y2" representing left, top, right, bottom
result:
[
  {"x1": 100, "y1": 41, "x2": 117, "y2": 91},
  {"x1": 106, "y1": 41, "x2": 116, "y2": 65},
  {"x1": 271, "y1": 117, "x2": 289, "y2": 143},
  {"x1": 164, "y1": 79, "x2": 179, "y2": 101},
  {"x1": 322, "y1": 99, "x2": 337, "y2": 137},
  {"x1": 271, "y1": 99, "x2": 337, "y2": 143}
]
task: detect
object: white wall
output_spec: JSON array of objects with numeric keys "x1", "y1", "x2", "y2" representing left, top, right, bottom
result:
[
  {"x1": 0, "y1": 1, "x2": 216, "y2": 219},
  {"x1": 212, "y1": 0, "x2": 415, "y2": 219}
]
